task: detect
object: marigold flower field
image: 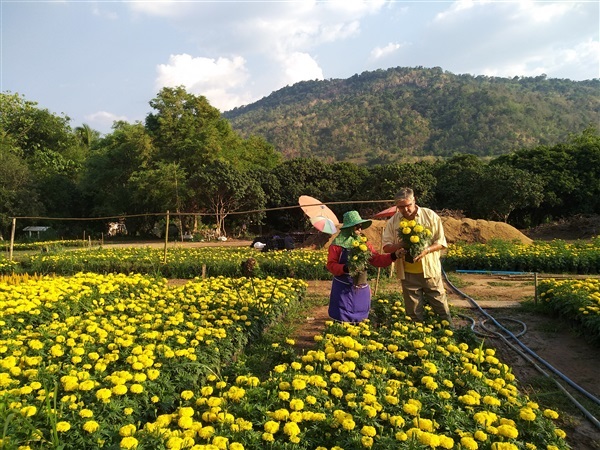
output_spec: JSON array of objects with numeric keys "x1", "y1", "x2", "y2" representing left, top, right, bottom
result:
[{"x1": 0, "y1": 238, "x2": 598, "y2": 448}]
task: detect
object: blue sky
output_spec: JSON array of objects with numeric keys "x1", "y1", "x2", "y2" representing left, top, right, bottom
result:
[{"x1": 2, "y1": 1, "x2": 598, "y2": 135}]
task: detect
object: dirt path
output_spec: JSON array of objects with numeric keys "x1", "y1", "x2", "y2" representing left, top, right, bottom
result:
[{"x1": 295, "y1": 274, "x2": 600, "y2": 450}]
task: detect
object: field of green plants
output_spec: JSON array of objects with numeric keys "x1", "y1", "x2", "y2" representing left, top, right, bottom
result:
[{"x1": 0, "y1": 238, "x2": 599, "y2": 449}]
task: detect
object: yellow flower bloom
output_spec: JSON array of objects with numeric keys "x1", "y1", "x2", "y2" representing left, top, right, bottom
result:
[
  {"x1": 56, "y1": 421, "x2": 71, "y2": 432},
  {"x1": 83, "y1": 420, "x2": 100, "y2": 433}
]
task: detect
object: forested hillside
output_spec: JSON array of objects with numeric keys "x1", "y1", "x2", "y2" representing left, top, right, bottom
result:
[
  {"x1": 2, "y1": 87, "x2": 598, "y2": 240},
  {"x1": 224, "y1": 66, "x2": 599, "y2": 165}
]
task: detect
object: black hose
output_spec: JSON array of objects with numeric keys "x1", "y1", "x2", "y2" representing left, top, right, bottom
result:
[{"x1": 444, "y1": 268, "x2": 600, "y2": 429}]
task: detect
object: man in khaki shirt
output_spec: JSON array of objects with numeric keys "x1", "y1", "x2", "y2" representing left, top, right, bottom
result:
[{"x1": 382, "y1": 188, "x2": 452, "y2": 325}]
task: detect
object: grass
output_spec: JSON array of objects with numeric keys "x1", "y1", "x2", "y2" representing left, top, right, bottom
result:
[
  {"x1": 522, "y1": 375, "x2": 600, "y2": 434},
  {"x1": 445, "y1": 271, "x2": 472, "y2": 288},
  {"x1": 225, "y1": 292, "x2": 328, "y2": 379}
]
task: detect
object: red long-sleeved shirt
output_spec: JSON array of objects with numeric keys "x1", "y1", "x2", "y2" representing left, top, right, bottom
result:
[{"x1": 326, "y1": 242, "x2": 394, "y2": 276}]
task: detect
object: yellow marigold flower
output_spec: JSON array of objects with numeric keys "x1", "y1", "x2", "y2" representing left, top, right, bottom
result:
[
  {"x1": 264, "y1": 421, "x2": 279, "y2": 434},
  {"x1": 283, "y1": 422, "x2": 300, "y2": 436},
  {"x1": 199, "y1": 426, "x2": 215, "y2": 439},
  {"x1": 278, "y1": 391, "x2": 290, "y2": 401},
  {"x1": 474, "y1": 430, "x2": 487, "y2": 441},
  {"x1": 519, "y1": 408, "x2": 537, "y2": 421},
  {"x1": 331, "y1": 387, "x2": 343, "y2": 398},
  {"x1": 181, "y1": 390, "x2": 194, "y2": 400},
  {"x1": 112, "y1": 384, "x2": 128, "y2": 395},
  {"x1": 361, "y1": 425, "x2": 376, "y2": 437},
  {"x1": 543, "y1": 409, "x2": 559, "y2": 419},
  {"x1": 79, "y1": 408, "x2": 94, "y2": 418},
  {"x1": 230, "y1": 443, "x2": 244, "y2": 450},
  {"x1": 395, "y1": 431, "x2": 408, "y2": 441},
  {"x1": 292, "y1": 378, "x2": 306, "y2": 390},
  {"x1": 262, "y1": 432, "x2": 274, "y2": 442},
  {"x1": 56, "y1": 421, "x2": 71, "y2": 432},
  {"x1": 271, "y1": 409, "x2": 289, "y2": 421},
  {"x1": 147, "y1": 369, "x2": 160, "y2": 380},
  {"x1": 497, "y1": 424, "x2": 519, "y2": 439},
  {"x1": 20, "y1": 406, "x2": 37, "y2": 417},
  {"x1": 119, "y1": 424, "x2": 136, "y2": 437},
  {"x1": 290, "y1": 399, "x2": 304, "y2": 411},
  {"x1": 273, "y1": 364, "x2": 287, "y2": 373},
  {"x1": 96, "y1": 388, "x2": 112, "y2": 402},
  {"x1": 361, "y1": 436, "x2": 374, "y2": 447},
  {"x1": 490, "y1": 443, "x2": 518, "y2": 450},
  {"x1": 178, "y1": 416, "x2": 193, "y2": 429},
  {"x1": 461, "y1": 436, "x2": 478, "y2": 449},
  {"x1": 403, "y1": 403, "x2": 420, "y2": 416},
  {"x1": 342, "y1": 418, "x2": 356, "y2": 430},
  {"x1": 83, "y1": 420, "x2": 99, "y2": 433},
  {"x1": 554, "y1": 428, "x2": 566, "y2": 439},
  {"x1": 120, "y1": 436, "x2": 138, "y2": 449}
]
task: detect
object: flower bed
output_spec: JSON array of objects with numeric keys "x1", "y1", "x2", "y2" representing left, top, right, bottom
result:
[
  {"x1": 0, "y1": 274, "x2": 569, "y2": 449},
  {"x1": 537, "y1": 278, "x2": 600, "y2": 343},
  {"x1": 444, "y1": 238, "x2": 600, "y2": 274},
  {"x1": 13, "y1": 247, "x2": 331, "y2": 279},
  {"x1": 0, "y1": 273, "x2": 306, "y2": 449}
]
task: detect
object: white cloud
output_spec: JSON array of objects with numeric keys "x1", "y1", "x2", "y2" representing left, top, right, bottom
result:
[
  {"x1": 84, "y1": 111, "x2": 129, "y2": 133},
  {"x1": 280, "y1": 52, "x2": 324, "y2": 86},
  {"x1": 130, "y1": 0, "x2": 385, "y2": 96},
  {"x1": 155, "y1": 53, "x2": 252, "y2": 111},
  {"x1": 370, "y1": 42, "x2": 403, "y2": 60}
]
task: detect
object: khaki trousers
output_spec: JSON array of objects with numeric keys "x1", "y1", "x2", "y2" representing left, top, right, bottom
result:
[{"x1": 401, "y1": 272, "x2": 451, "y2": 323}]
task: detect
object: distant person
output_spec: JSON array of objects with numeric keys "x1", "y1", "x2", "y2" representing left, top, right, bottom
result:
[
  {"x1": 284, "y1": 235, "x2": 295, "y2": 250},
  {"x1": 326, "y1": 211, "x2": 398, "y2": 323},
  {"x1": 382, "y1": 188, "x2": 452, "y2": 325}
]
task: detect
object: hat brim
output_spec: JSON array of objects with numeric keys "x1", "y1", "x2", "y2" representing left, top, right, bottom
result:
[{"x1": 340, "y1": 219, "x2": 372, "y2": 230}]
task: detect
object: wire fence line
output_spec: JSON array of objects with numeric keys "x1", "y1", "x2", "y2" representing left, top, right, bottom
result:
[
  {"x1": 6, "y1": 199, "x2": 396, "y2": 261},
  {"x1": 10, "y1": 199, "x2": 396, "y2": 221}
]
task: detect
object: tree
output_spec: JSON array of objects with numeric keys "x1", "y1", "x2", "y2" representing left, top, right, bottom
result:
[
  {"x1": 1, "y1": 92, "x2": 85, "y2": 220},
  {"x1": 473, "y1": 164, "x2": 544, "y2": 223},
  {"x1": 492, "y1": 128, "x2": 599, "y2": 223},
  {"x1": 146, "y1": 87, "x2": 238, "y2": 171},
  {"x1": 361, "y1": 162, "x2": 438, "y2": 207},
  {"x1": 79, "y1": 122, "x2": 154, "y2": 217},
  {"x1": 191, "y1": 160, "x2": 266, "y2": 237},
  {"x1": 0, "y1": 145, "x2": 42, "y2": 237},
  {"x1": 433, "y1": 154, "x2": 484, "y2": 215},
  {"x1": 74, "y1": 124, "x2": 101, "y2": 150}
]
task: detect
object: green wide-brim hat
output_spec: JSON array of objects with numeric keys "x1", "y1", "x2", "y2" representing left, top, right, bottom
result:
[{"x1": 340, "y1": 210, "x2": 372, "y2": 230}]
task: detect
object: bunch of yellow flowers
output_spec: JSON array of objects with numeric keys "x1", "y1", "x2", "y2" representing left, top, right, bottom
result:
[
  {"x1": 347, "y1": 235, "x2": 372, "y2": 277},
  {"x1": 398, "y1": 220, "x2": 432, "y2": 261}
]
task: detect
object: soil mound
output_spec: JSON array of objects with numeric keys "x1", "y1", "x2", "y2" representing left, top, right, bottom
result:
[
  {"x1": 301, "y1": 216, "x2": 532, "y2": 250},
  {"x1": 524, "y1": 214, "x2": 600, "y2": 241}
]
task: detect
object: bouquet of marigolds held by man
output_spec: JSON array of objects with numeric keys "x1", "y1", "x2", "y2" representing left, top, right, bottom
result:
[
  {"x1": 398, "y1": 219, "x2": 432, "y2": 263},
  {"x1": 347, "y1": 235, "x2": 372, "y2": 285}
]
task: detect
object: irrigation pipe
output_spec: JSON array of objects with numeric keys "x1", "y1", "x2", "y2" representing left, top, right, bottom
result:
[{"x1": 444, "y1": 268, "x2": 600, "y2": 429}]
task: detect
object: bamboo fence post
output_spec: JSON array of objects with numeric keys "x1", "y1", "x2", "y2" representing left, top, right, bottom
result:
[
  {"x1": 164, "y1": 210, "x2": 170, "y2": 264},
  {"x1": 9, "y1": 218, "x2": 16, "y2": 262}
]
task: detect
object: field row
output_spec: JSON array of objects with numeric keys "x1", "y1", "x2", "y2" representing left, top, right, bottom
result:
[{"x1": 0, "y1": 273, "x2": 569, "y2": 449}]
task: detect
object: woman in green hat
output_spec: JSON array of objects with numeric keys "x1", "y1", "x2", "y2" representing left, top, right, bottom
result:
[{"x1": 326, "y1": 210, "x2": 398, "y2": 323}]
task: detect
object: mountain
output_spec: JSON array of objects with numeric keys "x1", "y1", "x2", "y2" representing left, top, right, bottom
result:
[{"x1": 223, "y1": 66, "x2": 599, "y2": 165}]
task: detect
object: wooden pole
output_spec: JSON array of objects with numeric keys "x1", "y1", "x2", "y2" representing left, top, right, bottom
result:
[
  {"x1": 374, "y1": 224, "x2": 385, "y2": 296},
  {"x1": 163, "y1": 210, "x2": 170, "y2": 264},
  {"x1": 9, "y1": 218, "x2": 16, "y2": 262},
  {"x1": 534, "y1": 272, "x2": 538, "y2": 305}
]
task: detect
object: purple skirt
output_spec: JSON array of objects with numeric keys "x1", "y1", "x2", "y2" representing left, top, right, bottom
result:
[{"x1": 329, "y1": 276, "x2": 372, "y2": 322}]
